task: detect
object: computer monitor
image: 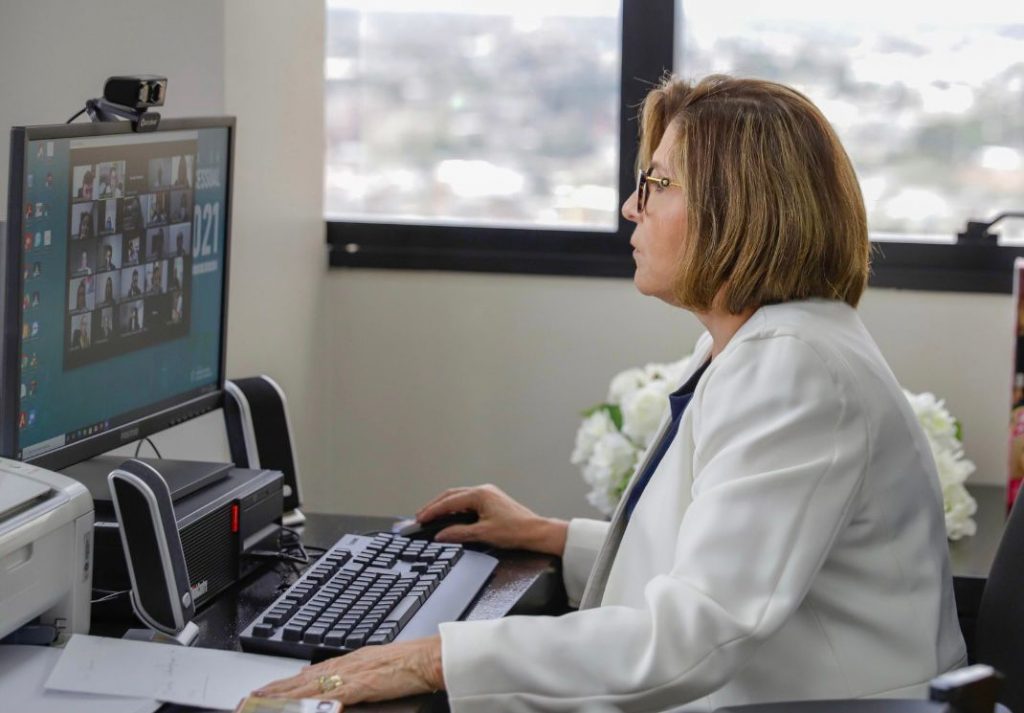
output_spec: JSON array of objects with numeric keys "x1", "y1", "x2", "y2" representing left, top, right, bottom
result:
[{"x1": 2, "y1": 117, "x2": 234, "y2": 471}]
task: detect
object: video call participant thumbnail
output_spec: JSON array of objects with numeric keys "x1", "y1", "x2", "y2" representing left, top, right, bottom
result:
[
  {"x1": 98, "y1": 274, "x2": 118, "y2": 306},
  {"x1": 70, "y1": 244, "x2": 94, "y2": 276},
  {"x1": 169, "y1": 223, "x2": 191, "y2": 257},
  {"x1": 99, "y1": 236, "x2": 121, "y2": 272},
  {"x1": 119, "y1": 300, "x2": 144, "y2": 333},
  {"x1": 72, "y1": 165, "x2": 95, "y2": 201},
  {"x1": 68, "y1": 276, "x2": 94, "y2": 313},
  {"x1": 121, "y1": 267, "x2": 143, "y2": 299},
  {"x1": 71, "y1": 203, "x2": 96, "y2": 241},
  {"x1": 147, "y1": 227, "x2": 166, "y2": 259},
  {"x1": 69, "y1": 313, "x2": 91, "y2": 350},
  {"x1": 96, "y1": 307, "x2": 114, "y2": 341},
  {"x1": 100, "y1": 198, "x2": 119, "y2": 234}
]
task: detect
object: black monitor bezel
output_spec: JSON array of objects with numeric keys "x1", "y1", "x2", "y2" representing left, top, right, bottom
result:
[{"x1": 3, "y1": 116, "x2": 235, "y2": 471}]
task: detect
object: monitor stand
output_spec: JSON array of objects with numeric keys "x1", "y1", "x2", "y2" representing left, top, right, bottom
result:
[{"x1": 61, "y1": 455, "x2": 232, "y2": 504}]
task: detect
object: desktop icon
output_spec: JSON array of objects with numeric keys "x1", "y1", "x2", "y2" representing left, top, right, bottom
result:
[{"x1": 44, "y1": 230, "x2": 52, "y2": 246}]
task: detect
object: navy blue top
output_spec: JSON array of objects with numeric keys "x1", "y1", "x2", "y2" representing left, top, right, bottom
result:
[{"x1": 623, "y1": 361, "x2": 709, "y2": 521}]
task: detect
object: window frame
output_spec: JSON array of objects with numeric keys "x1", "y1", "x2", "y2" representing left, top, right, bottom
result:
[{"x1": 325, "y1": 0, "x2": 1023, "y2": 295}]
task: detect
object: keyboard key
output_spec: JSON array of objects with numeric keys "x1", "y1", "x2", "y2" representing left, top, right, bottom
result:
[
  {"x1": 252, "y1": 623, "x2": 275, "y2": 637},
  {"x1": 303, "y1": 628, "x2": 326, "y2": 644},
  {"x1": 282, "y1": 625, "x2": 304, "y2": 642},
  {"x1": 345, "y1": 631, "x2": 368, "y2": 648},
  {"x1": 324, "y1": 630, "x2": 347, "y2": 647},
  {"x1": 383, "y1": 595, "x2": 422, "y2": 629}
]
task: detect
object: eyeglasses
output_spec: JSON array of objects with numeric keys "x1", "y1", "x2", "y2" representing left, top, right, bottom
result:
[{"x1": 636, "y1": 167, "x2": 684, "y2": 213}]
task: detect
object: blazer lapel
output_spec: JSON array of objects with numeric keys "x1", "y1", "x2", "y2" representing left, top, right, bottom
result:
[{"x1": 578, "y1": 337, "x2": 713, "y2": 610}]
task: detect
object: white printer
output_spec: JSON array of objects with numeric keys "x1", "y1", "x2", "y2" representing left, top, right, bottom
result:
[{"x1": 0, "y1": 457, "x2": 93, "y2": 642}]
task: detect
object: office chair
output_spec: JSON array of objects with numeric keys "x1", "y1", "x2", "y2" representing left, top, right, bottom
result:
[{"x1": 716, "y1": 492, "x2": 1024, "y2": 713}]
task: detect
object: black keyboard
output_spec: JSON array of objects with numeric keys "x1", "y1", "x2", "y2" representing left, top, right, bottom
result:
[{"x1": 239, "y1": 532, "x2": 498, "y2": 659}]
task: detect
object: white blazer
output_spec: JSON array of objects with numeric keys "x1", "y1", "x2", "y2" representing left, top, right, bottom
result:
[{"x1": 440, "y1": 299, "x2": 966, "y2": 712}]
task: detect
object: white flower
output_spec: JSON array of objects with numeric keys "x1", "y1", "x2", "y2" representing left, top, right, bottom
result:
[
  {"x1": 902, "y1": 389, "x2": 977, "y2": 540},
  {"x1": 942, "y1": 481, "x2": 978, "y2": 541},
  {"x1": 621, "y1": 383, "x2": 671, "y2": 447},
  {"x1": 575, "y1": 355, "x2": 693, "y2": 516},
  {"x1": 571, "y1": 409, "x2": 615, "y2": 466},
  {"x1": 607, "y1": 367, "x2": 647, "y2": 405},
  {"x1": 930, "y1": 445, "x2": 976, "y2": 489},
  {"x1": 582, "y1": 431, "x2": 638, "y2": 489},
  {"x1": 903, "y1": 389, "x2": 960, "y2": 454}
]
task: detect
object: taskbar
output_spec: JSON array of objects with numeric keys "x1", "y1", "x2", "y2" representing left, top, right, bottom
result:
[{"x1": 19, "y1": 382, "x2": 219, "y2": 461}]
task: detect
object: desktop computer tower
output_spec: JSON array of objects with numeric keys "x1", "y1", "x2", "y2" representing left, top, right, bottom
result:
[{"x1": 64, "y1": 457, "x2": 284, "y2": 608}]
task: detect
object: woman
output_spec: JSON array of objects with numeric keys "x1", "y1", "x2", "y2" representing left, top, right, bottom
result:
[
  {"x1": 102, "y1": 276, "x2": 115, "y2": 305},
  {"x1": 255, "y1": 75, "x2": 966, "y2": 710},
  {"x1": 74, "y1": 281, "x2": 87, "y2": 312},
  {"x1": 78, "y1": 211, "x2": 93, "y2": 240}
]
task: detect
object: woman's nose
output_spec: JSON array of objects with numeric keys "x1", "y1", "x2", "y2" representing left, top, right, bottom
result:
[{"x1": 622, "y1": 189, "x2": 640, "y2": 223}]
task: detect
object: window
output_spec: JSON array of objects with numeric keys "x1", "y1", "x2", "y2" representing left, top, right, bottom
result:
[
  {"x1": 679, "y1": 0, "x2": 1024, "y2": 246},
  {"x1": 326, "y1": 0, "x2": 674, "y2": 276},
  {"x1": 326, "y1": 0, "x2": 621, "y2": 230},
  {"x1": 325, "y1": 0, "x2": 1024, "y2": 292}
]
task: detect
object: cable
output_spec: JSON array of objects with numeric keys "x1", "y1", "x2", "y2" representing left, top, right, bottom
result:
[
  {"x1": 133, "y1": 437, "x2": 162, "y2": 459},
  {"x1": 91, "y1": 589, "x2": 129, "y2": 604},
  {"x1": 66, "y1": 107, "x2": 87, "y2": 124}
]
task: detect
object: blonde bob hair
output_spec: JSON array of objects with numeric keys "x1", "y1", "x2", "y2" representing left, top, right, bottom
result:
[{"x1": 637, "y1": 74, "x2": 870, "y2": 312}]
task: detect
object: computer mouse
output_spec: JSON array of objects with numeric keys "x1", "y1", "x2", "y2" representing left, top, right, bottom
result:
[{"x1": 394, "y1": 510, "x2": 479, "y2": 541}]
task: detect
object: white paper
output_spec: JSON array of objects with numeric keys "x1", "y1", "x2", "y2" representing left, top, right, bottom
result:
[
  {"x1": 0, "y1": 644, "x2": 158, "y2": 713},
  {"x1": 45, "y1": 634, "x2": 306, "y2": 711}
]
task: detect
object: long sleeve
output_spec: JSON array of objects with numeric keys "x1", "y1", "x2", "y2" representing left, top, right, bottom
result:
[
  {"x1": 561, "y1": 518, "x2": 610, "y2": 607},
  {"x1": 440, "y1": 335, "x2": 869, "y2": 712}
]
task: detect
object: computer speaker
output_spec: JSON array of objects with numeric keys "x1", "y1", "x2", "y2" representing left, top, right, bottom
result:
[
  {"x1": 108, "y1": 459, "x2": 197, "y2": 641},
  {"x1": 223, "y1": 375, "x2": 304, "y2": 522}
]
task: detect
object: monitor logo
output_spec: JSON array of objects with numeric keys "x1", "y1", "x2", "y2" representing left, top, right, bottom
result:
[{"x1": 120, "y1": 427, "x2": 139, "y2": 442}]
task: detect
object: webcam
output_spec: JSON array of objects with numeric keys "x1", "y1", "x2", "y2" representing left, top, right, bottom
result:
[
  {"x1": 70, "y1": 75, "x2": 168, "y2": 132},
  {"x1": 104, "y1": 75, "x2": 167, "y2": 110}
]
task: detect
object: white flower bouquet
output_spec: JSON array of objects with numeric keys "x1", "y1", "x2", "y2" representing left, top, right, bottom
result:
[
  {"x1": 902, "y1": 390, "x2": 978, "y2": 540},
  {"x1": 571, "y1": 356, "x2": 692, "y2": 516},
  {"x1": 571, "y1": 359, "x2": 977, "y2": 540}
]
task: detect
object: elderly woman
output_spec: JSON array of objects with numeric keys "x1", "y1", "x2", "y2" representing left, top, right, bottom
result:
[{"x1": 255, "y1": 75, "x2": 966, "y2": 711}]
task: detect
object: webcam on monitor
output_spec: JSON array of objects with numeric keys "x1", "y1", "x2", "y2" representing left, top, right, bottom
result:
[{"x1": 72, "y1": 75, "x2": 167, "y2": 133}]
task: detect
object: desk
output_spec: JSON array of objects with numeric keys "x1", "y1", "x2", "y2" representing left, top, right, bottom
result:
[
  {"x1": 148, "y1": 513, "x2": 566, "y2": 713},
  {"x1": 103, "y1": 485, "x2": 1007, "y2": 712}
]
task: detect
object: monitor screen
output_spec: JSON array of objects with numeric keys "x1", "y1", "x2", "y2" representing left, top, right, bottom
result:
[{"x1": 3, "y1": 118, "x2": 233, "y2": 470}]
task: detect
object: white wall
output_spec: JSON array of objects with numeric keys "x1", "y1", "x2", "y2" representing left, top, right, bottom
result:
[
  {"x1": 315, "y1": 271, "x2": 1013, "y2": 520},
  {"x1": 221, "y1": 0, "x2": 328, "y2": 482},
  {"x1": 0, "y1": 0, "x2": 225, "y2": 205}
]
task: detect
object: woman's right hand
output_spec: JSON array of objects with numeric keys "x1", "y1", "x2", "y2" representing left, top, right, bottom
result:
[{"x1": 415, "y1": 484, "x2": 568, "y2": 557}]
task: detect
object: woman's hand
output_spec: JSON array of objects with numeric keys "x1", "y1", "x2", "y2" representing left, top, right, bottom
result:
[
  {"x1": 416, "y1": 484, "x2": 568, "y2": 556},
  {"x1": 252, "y1": 636, "x2": 443, "y2": 706}
]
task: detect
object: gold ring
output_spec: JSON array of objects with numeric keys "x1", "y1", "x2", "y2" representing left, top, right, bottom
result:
[{"x1": 318, "y1": 673, "x2": 343, "y2": 694}]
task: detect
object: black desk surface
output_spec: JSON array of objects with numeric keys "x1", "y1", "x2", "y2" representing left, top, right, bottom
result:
[{"x1": 151, "y1": 512, "x2": 566, "y2": 713}]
